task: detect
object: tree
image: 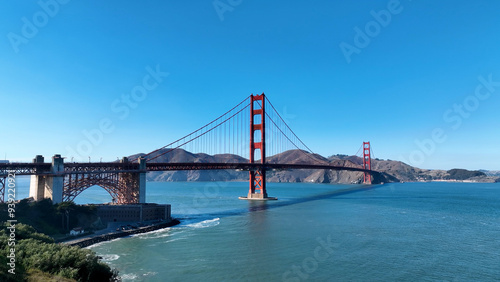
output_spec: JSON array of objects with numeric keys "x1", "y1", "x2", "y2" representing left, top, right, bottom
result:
[{"x1": 0, "y1": 223, "x2": 118, "y2": 281}]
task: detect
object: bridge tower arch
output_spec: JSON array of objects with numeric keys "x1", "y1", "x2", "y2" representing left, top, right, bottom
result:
[{"x1": 63, "y1": 157, "x2": 147, "y2": 204}]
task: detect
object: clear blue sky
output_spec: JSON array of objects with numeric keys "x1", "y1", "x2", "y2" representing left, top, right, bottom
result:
[{"x1": 1, "y1": 1, "x2": 500, "y2": 170}]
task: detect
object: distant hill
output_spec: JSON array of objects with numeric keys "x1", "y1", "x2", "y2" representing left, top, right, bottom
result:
[
  {"x1": 480, "y1": 170, "x2": 500, "y2": 177},
  {"x1": 130, "y1": 149, "x2": 500, "y2": 184},
  {"x1": 130, "y1": 149, "x2": 248, "y2": 182}
]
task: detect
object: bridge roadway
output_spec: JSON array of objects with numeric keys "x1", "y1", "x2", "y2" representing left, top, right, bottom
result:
[{"x1": 0, "y1": 162, "x2": 379, "y2": 177}]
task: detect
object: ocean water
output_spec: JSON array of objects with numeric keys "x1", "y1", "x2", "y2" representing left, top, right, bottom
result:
[
  {"x1": 11, "y1": 178, "x2": 500, "y2": 281},
  {"x1": 83, "y1": 181, "x2": 500, "y2": 281}
]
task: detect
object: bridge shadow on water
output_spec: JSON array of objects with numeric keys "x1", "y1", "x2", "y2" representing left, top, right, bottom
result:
[{"x1": 177, "y1": 184, "x2": 382, "y2": 225}]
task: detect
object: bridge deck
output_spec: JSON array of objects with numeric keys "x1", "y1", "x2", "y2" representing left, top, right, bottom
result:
[{"x1": 0, "y1": 162, "x2": 377, "y2": 176}]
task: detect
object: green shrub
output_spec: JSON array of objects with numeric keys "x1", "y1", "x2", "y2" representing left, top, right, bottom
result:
[{"x1": 0, "y1": 223, "x2": 118, "y2": 281}]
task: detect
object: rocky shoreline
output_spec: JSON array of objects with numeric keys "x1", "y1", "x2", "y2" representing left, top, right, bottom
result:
[{"x1": 63, "y1": 219, "x2": 181, "y2": 248}]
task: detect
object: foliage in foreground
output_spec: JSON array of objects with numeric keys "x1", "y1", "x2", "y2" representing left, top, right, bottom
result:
[
  {"x1": 0, "y1": 199, "x2": 99, "y2": 235},
  {"x1": 0, "y1": 223, "x2": 118, "y2": 282}
]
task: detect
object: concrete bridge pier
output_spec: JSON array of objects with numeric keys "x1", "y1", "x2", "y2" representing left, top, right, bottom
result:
[
  {"x1": 138, "y1": 157, "x2": 146, "y2": 203},
  {"x1": 48, "y1": 154, "x2": 64, "y2": 203},
  {"x1": 29, "y1": 154, "x2": 64, "y2": 203},
  {"x1": 29, "y1": 155, "x2": 46, "y2": 201}
]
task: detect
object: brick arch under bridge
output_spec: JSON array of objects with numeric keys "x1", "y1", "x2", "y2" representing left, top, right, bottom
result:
[{"x1": 62, "y1": 172, "x2": 142, "y2": 204}]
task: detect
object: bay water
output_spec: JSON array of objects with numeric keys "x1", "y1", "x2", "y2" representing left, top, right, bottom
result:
[
  {"x1": 12, "y1": 177, "x2": 500, "y2": 281},
  {"x1": 82, "y1": 181, "x2": 500, "y2": 281}
]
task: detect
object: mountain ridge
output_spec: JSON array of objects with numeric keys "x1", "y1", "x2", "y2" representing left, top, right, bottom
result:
[{"x1": 130, "y1": 149, "x2": 500, "y2": 184}]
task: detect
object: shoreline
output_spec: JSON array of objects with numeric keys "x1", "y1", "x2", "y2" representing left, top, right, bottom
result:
[{"x1": 61, "y1": 219, "x2": 181, "y2": 248}]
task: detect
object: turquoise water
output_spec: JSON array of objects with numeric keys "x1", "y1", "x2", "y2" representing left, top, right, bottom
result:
[
  {"x1": 82, "y1": 181, "x2": 500, "y2": 281},
  {"x1": 11, "y1": 178, "x2": 500, "y2": 280}
]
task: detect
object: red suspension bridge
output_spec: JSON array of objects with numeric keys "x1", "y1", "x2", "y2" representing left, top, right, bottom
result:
[{"x1": 0, "y1": 94, "x2": 381, "y2": 204}]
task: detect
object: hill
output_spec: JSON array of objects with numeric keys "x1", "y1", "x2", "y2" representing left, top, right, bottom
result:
[
  {"x1": 132, "y1": 149, "x2": 248, "y2": 182},
  {"x1": 480, "y1": 170, "x2": 500, "y2": 177},
  {"x1": 130, "y1": 149, "x2": 500, "y2": 184}
]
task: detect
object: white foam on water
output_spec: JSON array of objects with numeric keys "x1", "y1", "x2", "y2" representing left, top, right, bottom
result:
[
  {"x1": 120, "y1": 273, "x2": 138, "y2": 281},
  {"x1": 163, "y1": 237, "x2": 188, "y2": 244},
  {"x1": 185, "y1": 217, "x2": 220, "y2": 229},
  {"x1": 150, "y1": 232, "x2": 173, "y2": 239},
  {"x1": 86, "y1": 237, "x2": 124, "y2": 249},
  {"x1": 142, "y1": 271, "x2": 158, "y2": 278},
  {"x1": 132, "y1": 227, "x2": 172, "y2": 239},
  {"x1": 100, "y1": 254, "x2": 120, "y2": 262}
]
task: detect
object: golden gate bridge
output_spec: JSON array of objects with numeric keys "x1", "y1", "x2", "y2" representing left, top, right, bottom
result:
[{"x1": 0, "y1": 94, "x2": 381, "y2": 204}]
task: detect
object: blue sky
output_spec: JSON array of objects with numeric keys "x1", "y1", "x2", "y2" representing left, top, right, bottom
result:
[{"x1": 1, "y1": 1, "x2": 500, "y2": 170}]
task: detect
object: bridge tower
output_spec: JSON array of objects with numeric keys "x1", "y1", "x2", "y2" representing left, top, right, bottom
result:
[
  {"x1": 243, "y1": 93, "x2": 276, "y2": 200},
  {"x1": 29, "y1": 154, "x2": 64, "y2": 203},
  {"x1": 363, "y1": 142, "x2": 372, "y2": 184}
]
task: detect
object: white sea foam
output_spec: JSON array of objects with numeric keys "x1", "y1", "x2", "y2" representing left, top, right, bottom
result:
[
  {"x1": 86, "y1": 237, "x2": 123, "y2": 249},
  {"x1": 120, "y1": 273, "x2": 138, "y2": 281},
  {"x1": 100, "y1": 254, "x2": 120, "y2": 262},
  {"x1": 163, "y1": 237, "x2": 187, "y2": 243},
  {"x1": 142, "y1": 271, "x2": 158, "y2": 278},
  {"x1": 185, "y1": 218, "x2": 220, "y2": 229},
  {"x1": 150, "y1": 232, "x2": 173, "y2": 239},
  {"x1": 132, "y1": 227, "x2": 172, "y2": 239}
]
